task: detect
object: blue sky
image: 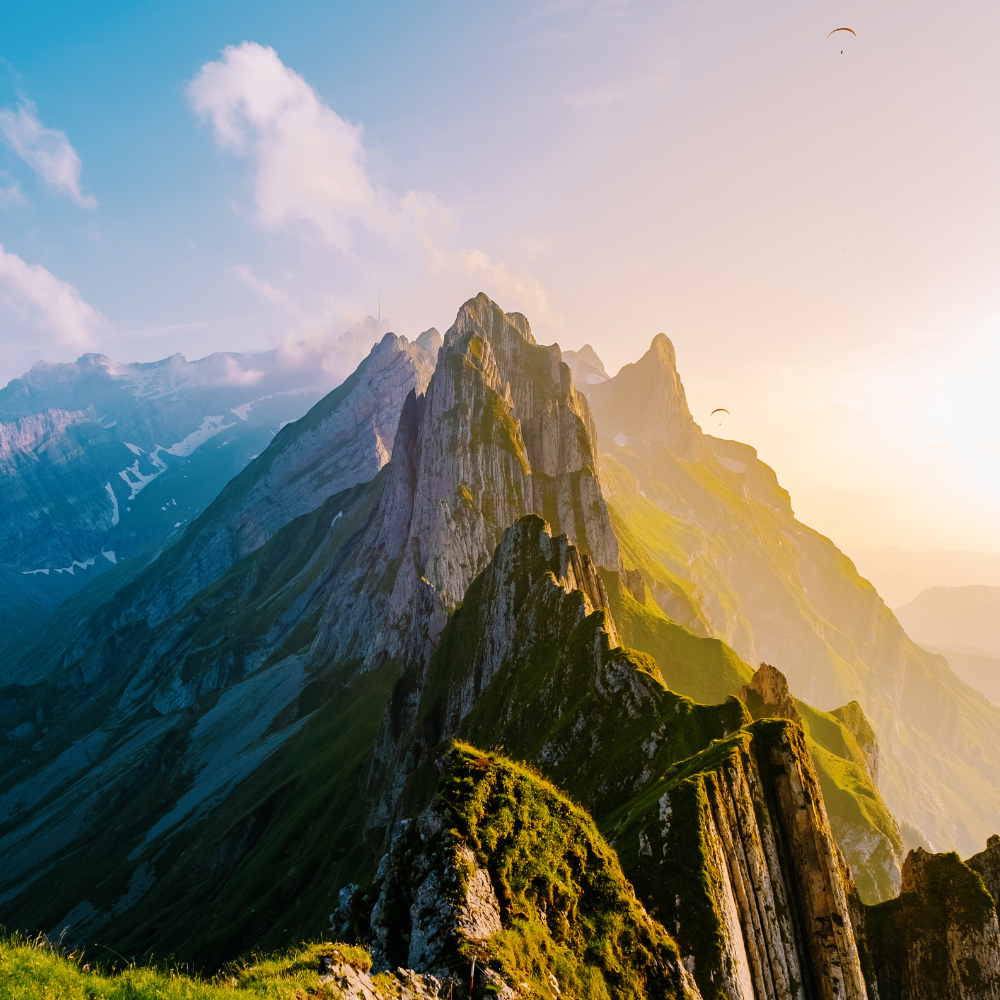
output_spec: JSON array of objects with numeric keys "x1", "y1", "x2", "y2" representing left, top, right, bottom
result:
[{"x1": 2, "y1": 0, "x2": 999, "y2": 552}]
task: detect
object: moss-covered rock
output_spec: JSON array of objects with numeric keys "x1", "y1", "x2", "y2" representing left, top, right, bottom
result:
[
  {"x1": 861, "y1": 848, "x2": 1000, "y2": 999},
  {"x1": 360, "y1": 743, "x2": 701, "y2": 1000}
]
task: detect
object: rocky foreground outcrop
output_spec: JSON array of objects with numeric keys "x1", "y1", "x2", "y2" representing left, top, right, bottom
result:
[{"x1": 342, "y1": 743, "x2": 702, "y2": 1000}]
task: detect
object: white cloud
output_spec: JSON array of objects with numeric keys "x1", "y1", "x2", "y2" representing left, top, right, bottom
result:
[
  {"x1": 0, "y1": 100, "x2": 96, "y2": 208},
  {"x1": 189, "y1": 43, "x2": 556, "y2": 337},
  {"x1": 0, "y1": 244, "x2": 102, "y2": 347},
  {"x1": 188, "y1": 42, "x2": 436, "y2": 251}
]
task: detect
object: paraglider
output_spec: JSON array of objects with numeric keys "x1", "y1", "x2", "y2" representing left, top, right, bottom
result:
[
  {"x1": 711, "y1": 408, "x2": 729, "y2": 426},
  {"x1": 828, "y1": 27, "x2": 856, "y2": 54}
]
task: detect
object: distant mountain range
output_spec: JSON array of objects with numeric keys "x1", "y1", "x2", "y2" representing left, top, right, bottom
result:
[
  {"x1": 3, "y1": 295, "x2": 1000, "y2": 999},
  {"x1": 895, "y1": 585, "x2": 1000, "y2": 659},
  {"x1": 0, "y1": 320, "x2": 397, "y2": 649},
  {"x1": 846, "y1": 546, "x2": 1000, "y2": 607}
]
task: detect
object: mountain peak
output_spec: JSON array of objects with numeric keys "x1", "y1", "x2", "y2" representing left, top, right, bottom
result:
[
  {"x1": 587, "y1": 332, "x2": 703, "y2": 461},
  {"x1": 414, "y1": 327, "x2": 443, "y2": 357},
  {"x1": 647, "y1": 332, "x2": 678, "y2": 371}
]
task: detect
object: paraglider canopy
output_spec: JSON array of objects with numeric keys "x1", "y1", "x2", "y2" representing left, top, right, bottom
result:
[
  {"x1": 711, "y1": 408, "x2": 729, "y2": 416},
  {"x1": 828, "y1": 27, "x2": 856, "y2": 53}
]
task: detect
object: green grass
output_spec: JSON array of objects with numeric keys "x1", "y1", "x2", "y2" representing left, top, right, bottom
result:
[
  {"x1": 437, "y1": 743, "x2": 691, "y2": 1000},
  {"x1": 600, "y1": 569, "x2": 752, "y2": 706},
  {"x1": 0, "y1": 935, "x2": 371, "y2": 999}
]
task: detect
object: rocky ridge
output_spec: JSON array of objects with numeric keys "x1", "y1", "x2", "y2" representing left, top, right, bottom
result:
[
  {"x1": 588, "y1": 333, "x2": 1000, "y2": 856},
  {"x1": 2, "y1": 294, "x2": 999, "y2": 1000}
]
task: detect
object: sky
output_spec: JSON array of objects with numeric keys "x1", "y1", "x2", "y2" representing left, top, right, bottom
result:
[{"x1": 0, "y1": 0, "x2": 998, "y2": 553}]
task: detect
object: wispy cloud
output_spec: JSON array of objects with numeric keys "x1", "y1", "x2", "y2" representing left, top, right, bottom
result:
[
  {"x1": 0, "y1": 99, "x2": 97, "y2": 207},
  {"x1": 0, "y1": 244, "x2": 102, "y2": 347},
  {"x1": 188, "y1": 42, "x2": 439, "y2": 252},
  {"x1": 0, "y1": 179, "x2": 26, "y2": 208},
  {"x1": 189, "y1": 43, "x2": 556, "y2": 334}
]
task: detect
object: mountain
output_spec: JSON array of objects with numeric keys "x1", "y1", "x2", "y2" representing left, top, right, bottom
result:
[
  {"x1": 895, "y1": 586, "x2": 1000, "y2": 659},
  {"x1": 562, "y1": 343, "x2": 610, "y2": 387},
  {"x1": 845, "y1": 547, "x2": 1000, "y2": 607},
  {"x1": 4, "y1": 294, "x2": 1000, "y2": 1000},
  {"x1": 0, "y1": 325, "x2": 401, "y2": 651},
  {"x1": 584, "y1": 333, "x2": 1000, "y2": 857}
]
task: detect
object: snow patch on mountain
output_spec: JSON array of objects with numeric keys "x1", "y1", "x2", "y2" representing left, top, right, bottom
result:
[
  {"x1": 104, "y1": 483, "x2": 120, "y2": 526},
  {"x1": 23, "y1": 554, "x2": 98, "y2": 577},
  {"x1": 165, "y1": 415, "x2": 233, "y2": 457},
  {"x1": 119, "y1": 450, "x2": 167, "y2": 500}
]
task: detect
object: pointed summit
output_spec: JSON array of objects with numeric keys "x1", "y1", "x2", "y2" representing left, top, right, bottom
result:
[{"x1": 587, "y1": 333, "x2": 703, "y2": 461}]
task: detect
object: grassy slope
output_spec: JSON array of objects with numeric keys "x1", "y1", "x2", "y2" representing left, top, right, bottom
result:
[
  {"x1": 438, "y1": 743, "x2": 694, "y2": 1000},
  {"x1": 0, "y1": 471, "x2": 395, "y2": 970},
  {"x1": 0, "y1": 936, "x2": 372, "y2": 999}
]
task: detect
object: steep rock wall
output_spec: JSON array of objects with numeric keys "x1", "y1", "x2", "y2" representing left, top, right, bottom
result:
[
  {"x1": 616, "y1": 721, "x2": 869, "y2": 1000},
  {"x1": 860, "y1": 847, "x2": 1000, "y2": 999}
]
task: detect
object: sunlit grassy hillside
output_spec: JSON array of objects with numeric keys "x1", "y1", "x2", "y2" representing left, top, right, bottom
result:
[{"x1": 0, "y1": 936, "x2": 371, "y2": 999}]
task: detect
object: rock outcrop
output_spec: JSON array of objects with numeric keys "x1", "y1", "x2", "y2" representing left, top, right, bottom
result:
[
  {"x1": 970, "y1": 836, "x2": 1000, "y2": 909},
  {"x1": 737, "y1": 662, "x2": 803, "y2": 728},
  {"x1": 353, "y1": 744, "x2": 702, "y2": 1000},
  {"x1": 860, "y1": 847, "x2": 1000, "y2": 998}
]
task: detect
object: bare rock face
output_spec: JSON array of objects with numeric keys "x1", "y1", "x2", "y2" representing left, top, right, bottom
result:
[
  {"x1": 386, "y1": 293, "x2": 618, "y2": 611},
  {"x1": 627, "y1": 720, "x2": 869, "y2": 1000},
  {"x1": 738, "y1": 662, "x2": 803, "y2": 728},
  {"x1": 860, "y1": 847, "x2": 1000, "y2": 999},
  {"x1": 367, "y1": 803, "x2": 503, "y2": 973}
]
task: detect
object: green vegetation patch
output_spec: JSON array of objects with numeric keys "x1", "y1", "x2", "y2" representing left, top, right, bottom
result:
[
  {"x1": 438, "y1": 743, "x2": 692, "y2": 1000},
  {"x1": 0, "y1": 934, "x2": 370, "y2": 999}
]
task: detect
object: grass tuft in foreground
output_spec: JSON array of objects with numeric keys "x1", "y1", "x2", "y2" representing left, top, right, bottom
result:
[{"x1": 0, "y1": 934, "x2": 370, "y2": 999}]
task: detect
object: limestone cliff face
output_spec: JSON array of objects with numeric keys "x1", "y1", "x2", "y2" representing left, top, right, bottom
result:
[
  {"x1": 311, "y1": 293, "x2": 619, "y2": 672},
  {"x1": 738, "y1": 664, "x2": 903, "y2": 904},
  {"x1": 621, "y1": 721, "x2": 869, "y2": 1000},
  {"x1": 386, "y1": 293, "x2": 618, "y2": 609},
  {"x1": 860, "y1": 847, "x2": 1000, "y2": 999}
]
